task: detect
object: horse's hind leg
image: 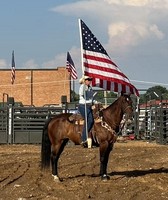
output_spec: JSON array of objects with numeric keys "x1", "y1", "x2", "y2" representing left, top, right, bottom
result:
[
  {"x1": 51, "y1": 138, "x2": 69, "y2": 182},
  {"x1": 99, "y1": 141, "x2": 113, "y2": 181}
]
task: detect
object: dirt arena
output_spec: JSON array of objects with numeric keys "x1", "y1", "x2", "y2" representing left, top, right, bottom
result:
[{"x1": 0, "y1": 141, "x2": 168, "y2": 200}]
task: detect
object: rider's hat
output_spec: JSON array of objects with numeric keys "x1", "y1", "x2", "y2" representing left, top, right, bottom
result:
[{"x1": 79, "y1": 75, "x2": 93, "y2": 84}]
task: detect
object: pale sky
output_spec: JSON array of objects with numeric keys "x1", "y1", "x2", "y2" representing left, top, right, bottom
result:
[{"x1": 0, "y1": 0, "x2": 168, "y2": 92}]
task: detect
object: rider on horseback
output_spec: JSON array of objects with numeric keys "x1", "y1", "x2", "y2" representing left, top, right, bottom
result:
[{"x1": 78, "y1": 75, "x2": 96, "y2": 147}]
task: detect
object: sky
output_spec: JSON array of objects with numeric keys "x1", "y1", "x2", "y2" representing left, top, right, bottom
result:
[{"x1": 0, "y1": 0, "x2": 168, "y2": 93}]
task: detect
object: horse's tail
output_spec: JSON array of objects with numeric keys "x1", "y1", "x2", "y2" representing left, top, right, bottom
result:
[{"x1": 41, "y1": 118, "x2": 52, "y2": 170}]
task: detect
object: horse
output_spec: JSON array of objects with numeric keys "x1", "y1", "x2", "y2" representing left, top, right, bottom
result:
[{"x1": 41, "y1": 92, "x2": 134, "y2": 181}]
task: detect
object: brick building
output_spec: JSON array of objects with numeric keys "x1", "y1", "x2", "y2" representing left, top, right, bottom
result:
[{"x1": 0, "y1": 67, "x2": 71, "y2": 106}]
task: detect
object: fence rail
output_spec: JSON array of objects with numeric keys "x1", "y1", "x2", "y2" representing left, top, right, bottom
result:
[
  {"x1": 0, "y1": 104, "x2": 77, "y2": 144},
  {"x1": 138, "y1": 102, "x2": 168, "y2": 144},
  {"x1": 0, "y1": 100, "x2": 167, "y2": 145}
]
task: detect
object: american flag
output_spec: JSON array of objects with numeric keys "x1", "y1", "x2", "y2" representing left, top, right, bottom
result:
[
  {"x1": 79, "y1": 19, "x2": 139, "y2": 96},
  {"x1": 66, "y1": 52, "x2": 78, "y2": 80},
  {"x1": 11, "y1": 50, "x2": 15, "y2": 85}
]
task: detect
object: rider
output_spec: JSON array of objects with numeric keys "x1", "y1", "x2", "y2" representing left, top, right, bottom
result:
[{"x1": 78, "y1": 75, "x2": 95, "y2": 147}]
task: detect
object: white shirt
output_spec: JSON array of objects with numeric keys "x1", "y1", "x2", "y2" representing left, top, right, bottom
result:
[{"x1": 79, "y1": 84, "x2": 94, "y2": 104}]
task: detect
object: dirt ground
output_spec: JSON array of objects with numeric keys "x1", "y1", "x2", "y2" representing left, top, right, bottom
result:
[{"x1": 0, "y1": 140, "x2": 168, "y2": 200}]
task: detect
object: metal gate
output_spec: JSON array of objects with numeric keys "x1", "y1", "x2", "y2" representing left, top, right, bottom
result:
[
  {"x1": 0, "y1": 101, "x2": 78, "y2": 144},
  {"x1": 138, "y1": 101, "x2": 168, "y2": 144},
  {"x1": 12, "y1": 106, "x2": 64, "y2": 144},
  {"x1": 0, "y1": 107, "x2": 8, "y2": 143}
]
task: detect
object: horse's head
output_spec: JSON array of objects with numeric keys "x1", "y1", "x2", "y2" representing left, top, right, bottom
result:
[
  {"x1": 96, "y1": 93, "x2": 134, "y2": 131},
  {"x1": 120, "y1": 92, "x2": 134, "y2": 122}
]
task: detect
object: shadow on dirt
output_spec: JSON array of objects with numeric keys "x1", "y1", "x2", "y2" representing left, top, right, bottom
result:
[
  {"x1": 109, "y1": 167, "x2": 168, "y2": 177},
  {"x1": 62, "y1": 167, "x2": 168, "y2": 181}
]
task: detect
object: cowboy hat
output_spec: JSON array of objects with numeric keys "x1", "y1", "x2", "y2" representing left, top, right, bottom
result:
[{"x1": 79, "y1": 75, "x2": 93, "y2": 84}]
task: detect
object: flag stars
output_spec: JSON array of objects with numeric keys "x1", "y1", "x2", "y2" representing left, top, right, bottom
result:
[{"x1": 81, "y1": 20, "x2": 108, "y2": 54}]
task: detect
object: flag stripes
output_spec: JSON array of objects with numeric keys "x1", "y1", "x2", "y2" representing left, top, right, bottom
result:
[
  {"x1": 79, "y1": 19, "x2": 139, "y2": 96},
  {"x1": 66, "y1": 52, "x2": 78, "y2": 80}
]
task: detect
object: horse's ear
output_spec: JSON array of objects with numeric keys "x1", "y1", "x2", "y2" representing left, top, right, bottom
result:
[
  {"x1": 121, "y1": 91, "x2": 124, "y2": 96},
  {"x1": 120, "y1": 91, "x2": 131, "y2": 97},
  {"x1": 127, "y1": 92, "x2": 131, "y2": 97}
]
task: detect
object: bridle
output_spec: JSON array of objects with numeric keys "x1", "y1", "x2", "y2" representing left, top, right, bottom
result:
[
  {"x1": 121, "y1": 96, "x2": 133, "y2": 119},
  {"x1": 123, "y1": 105, "x2": 132, "y2": 113},
  {"x1": 119, "y1": 100, "x2": 133, "y2": 135}
]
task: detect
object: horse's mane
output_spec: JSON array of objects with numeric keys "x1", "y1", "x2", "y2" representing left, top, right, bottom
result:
[{"x1": 104, "y1": 95, "x2": 123, "y2": 113}]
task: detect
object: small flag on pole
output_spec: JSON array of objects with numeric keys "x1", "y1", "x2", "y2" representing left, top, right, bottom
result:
[
  {"x1": 79, "y1": 19, "x2": 139, "y2": 96},
  {"x1": 66, "y1": 52, "x2": 78, "y2": 80},
  {"x1": 11, "y1": 50, "x2": 15, "y2": 85}
]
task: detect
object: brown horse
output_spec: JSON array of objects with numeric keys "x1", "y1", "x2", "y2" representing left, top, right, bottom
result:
[{"x1": 41, "y1": 93, "x2": 134, "y2": 181}]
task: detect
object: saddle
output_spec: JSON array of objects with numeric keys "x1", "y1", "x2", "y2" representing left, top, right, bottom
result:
[
  {"x1": 68, "y1": 103, "x2": 102, "y2": 125},
  {"x1": 68, "y1": 112, "x2": 102, "y2": 125},
  {"x1": 69, "y1": 113, "x2": 85, "y2": 125}
]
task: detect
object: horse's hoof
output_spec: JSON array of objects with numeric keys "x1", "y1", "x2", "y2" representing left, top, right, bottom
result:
[
  {"x1": 101, "y1": 174, "x2": 110, "y2": 181},
  {"x1": 52, "y1": 175, "x2": 60, "y2": 182},
  {"x1": 81, "y1": 141, "x2": 88, "y2": 148}
]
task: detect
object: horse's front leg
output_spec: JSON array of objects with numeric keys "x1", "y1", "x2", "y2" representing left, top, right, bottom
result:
[{"x1": 99, "y1": 141, "x2": 113, "y2": 181}]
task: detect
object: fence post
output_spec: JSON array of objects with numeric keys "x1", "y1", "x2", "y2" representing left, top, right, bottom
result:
[
  {"x1": 61, "y1": 95, "x2": 67, "y2": 113},
  {"x1": 134, "y1": 97, "x2": 139, "y2": 139},
  {"x1": 7, "y1": 97, "x2": 14, "y2": 144}
]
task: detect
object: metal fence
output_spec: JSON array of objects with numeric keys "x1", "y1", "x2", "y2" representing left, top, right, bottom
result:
[
  {"x1": 0, "y1": 107, "x2": 8, "y2": 143},
  {"x1": 0, "y1": 102, "x2": 78, "y2": 144},
  {"x1": 138, "y1": 101, "x2": 168, "y2": 145},
  {"x1": 0, "y1": 98, "x2": 167, "y2": 145}
]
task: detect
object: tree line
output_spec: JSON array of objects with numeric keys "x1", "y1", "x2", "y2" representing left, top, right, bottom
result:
[{"x1": 71, "y1": 85, "x2": 168, "y2": 104}]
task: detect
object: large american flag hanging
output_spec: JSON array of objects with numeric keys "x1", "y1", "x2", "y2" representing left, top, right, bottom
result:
[
  {"x1": 79, "y1": 19, "x2": 139, "y2": 96},
  {"x1": 11, "y1": 50, "x2": 15, "y2": 85},
  {"x1": 66, "y1": 52, "x2": 78, "y2": 80}
]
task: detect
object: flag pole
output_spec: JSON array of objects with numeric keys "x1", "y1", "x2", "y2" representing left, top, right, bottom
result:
[
  {"x1": 78, "y1": 19, "x2": 84, "y2": 74},
  {"x1": 66, "y1": 51, "x2": 78, "y2": 101},
  {"x1": 70, "y1": 76, "x2": 72, "y2": 102},
  {"x1": 79, "y1": 19, "x2": 91, "y2": 147},
  {"x1": 72, "y1": 79, "x2": 75, "y2": 102}
]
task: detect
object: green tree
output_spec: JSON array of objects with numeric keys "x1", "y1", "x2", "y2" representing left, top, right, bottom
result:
[
  {"x1": 94, "y1": 90, "x2": 117, "y2": 103},
  {"x1": 139, "y1": 85, "x2": 168, "y2": 103},
  {"x1": 71, "y1": 90, "x2": 79, "y2": 102}
]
